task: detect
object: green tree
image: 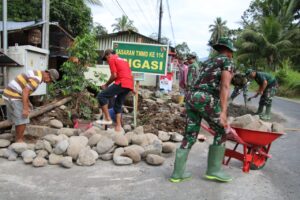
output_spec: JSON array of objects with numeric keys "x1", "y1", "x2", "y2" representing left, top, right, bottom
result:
[
  {"x1": 93, "y1": 23, "x2": 108, "y2": 37},
  {"x1": 50, "y1": 0, "x2": 93, "y2": 36},
  {"x1": 111, "y1": 15, "x2": 138, "y2": 32},
  {"x1": 236, "y1": 16, "x2": 293, "y2": 71},
  {"x1": 50, "y1": 34, "x2": 106, "y2": 119},
  {"x1": 175, "y1": 42, "x2": 190, "y2": 59},
  {"x1": 237, "y1": 0, "x2": 300, "y2": 71},
  {"x1": 208, "y1": 17, "x2": 229, "y2": 44},
  {"x1": 0, "y1": 0, "x2": 94, "y2": 36}
]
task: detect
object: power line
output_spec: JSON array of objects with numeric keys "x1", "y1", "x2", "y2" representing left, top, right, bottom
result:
[
  {"x1": 134, "y1": 0, "x2": 156, "y2": 33},
  {"x1": 166, "y1": 0, "x2": 176, "y2": 45},
  {"x1": 114, "y1": 0, "x2": 129, "y2": 19}
]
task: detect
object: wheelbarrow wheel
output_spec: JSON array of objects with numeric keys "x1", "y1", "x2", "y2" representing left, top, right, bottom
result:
[{"x1": 250, "y1": 146, "x2": 268, "y2": 170}]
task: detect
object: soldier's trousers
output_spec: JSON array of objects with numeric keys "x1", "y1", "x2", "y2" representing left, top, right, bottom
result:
[
  {"x1": 259, "y1": 84, "x2": 277, "y2": 107},
  {"x1": 180, "y1": 91, "x2": 226, "y2": 149}
]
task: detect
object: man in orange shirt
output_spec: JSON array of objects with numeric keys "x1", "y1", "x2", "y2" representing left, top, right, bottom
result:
[{"x1": 96, "y1": 49, "x2": 134, "y2": 132}]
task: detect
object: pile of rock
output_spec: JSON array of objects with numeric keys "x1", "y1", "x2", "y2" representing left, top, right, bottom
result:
[
  {"x1": 138, "y1": 89, "x2": 186, "y2": 134},
  {"x1": 229, "y1": 114, "x2": 284, "y2": 133},
  {"x1": 0, "y1": 124, "x2": 183, "y2": 169}
]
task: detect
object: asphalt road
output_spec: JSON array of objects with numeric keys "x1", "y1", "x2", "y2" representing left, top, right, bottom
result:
[{"x1": 0, "y1": 95, "x2": 299, "y2": 200}]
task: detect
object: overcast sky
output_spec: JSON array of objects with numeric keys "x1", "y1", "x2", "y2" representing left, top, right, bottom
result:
[{"x1": 89, "y1": 0, "x2": 252, "y2": 58}]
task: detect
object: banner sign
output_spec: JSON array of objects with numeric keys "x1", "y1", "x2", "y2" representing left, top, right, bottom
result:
[
  {"x1": 112, "y1": 41, "x2": 169, "y2": 75},
  {"x1": 160, "y1": 72, "x2": 173, "y2": 92},
  {"x1": 133, "y1": 72, "x2": 144, "y2": 81}
]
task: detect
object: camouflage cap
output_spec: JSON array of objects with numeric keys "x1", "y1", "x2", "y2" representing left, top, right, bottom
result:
[
  {"x1": 186, "y1": 53, "x2": 197, "y2": 60},
  {"x1": 212, "y1": 37, "x2": 236, "y2": 52},
  {"x1": 245, "y1": 68, "x2": 254, "y2": 77}
]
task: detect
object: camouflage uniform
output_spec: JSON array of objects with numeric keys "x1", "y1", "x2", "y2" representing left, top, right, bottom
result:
[
  {"x1": 255, "y1": 72, "x2": 277, "y2": 107},
  {"x1": 186, "y1": 62, "x2": 199, "y2": 92},
  {"x1": 181, "y1": 54, "x2": 234, "y2": 149}
]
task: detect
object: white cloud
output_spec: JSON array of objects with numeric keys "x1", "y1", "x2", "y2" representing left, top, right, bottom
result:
[{"x1": 89, "y1": 0, "x2": 252, "y2": 58}]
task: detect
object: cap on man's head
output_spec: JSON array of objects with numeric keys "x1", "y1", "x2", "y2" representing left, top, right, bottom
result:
[
  {"x1": 245, "y1": 68, "x2": 254, "y2": 77},
  {"x1": 212, "y1": 37, "x2": 236, "y2": 52},
  {"x1": 102, "y1": 49, "x2": 115, "y2": 61},
  {"x1": 46, "y1": 69, "x2": 59, "y2": 82},
  {"x1": 186, "y1": 53, "x2": 196, "y2": 60}
]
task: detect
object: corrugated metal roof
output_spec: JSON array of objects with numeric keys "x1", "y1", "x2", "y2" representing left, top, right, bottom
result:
[{"x1": 0, "y1": 21, "x2": 46, "y2": 32}]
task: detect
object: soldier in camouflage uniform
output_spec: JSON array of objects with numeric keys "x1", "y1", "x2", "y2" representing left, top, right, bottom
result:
[
  {"x1": 170, "y1": 38, "x2": 235, "y2": 183},
  {"x1": 246, "y1": 69, "x2": 278, "y2": 120},
  {"x1": 186, "y1": 53, "x2": 199, "y2": 92}
]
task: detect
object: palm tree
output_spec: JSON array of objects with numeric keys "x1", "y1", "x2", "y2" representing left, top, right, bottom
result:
[
  {"x1": 209, "y1": 17, "x2": 229, "y2": 44},
  {"x1": 85, "y1": 0, "x2": 102, "y2": 6},
  {"x1": 237, "y1": 15, "x2": 293, "y2": 71},
  {"x1": 111, "y1": 15, "x2": 138, "y2": 32}
]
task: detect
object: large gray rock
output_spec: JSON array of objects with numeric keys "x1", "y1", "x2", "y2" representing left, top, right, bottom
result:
[
  {"x1": 133, "y1": 126, "x2": 144, "y2": 135},
  {"x1": 25, "y1": 125, "x2": 58, "y2": 137},
  {"x1": 32, "y1": 157, "x2": 47, "y2": 167},
  {"x1": 60, "y1": 156, "x2": 73, "y2": 168},
  {"x1": 49, "y1": 153, "x2": 64, "y2": 165},
  {"x1": 43, "y1": 134, "x2": 59, "y2": 146},
  {"x1": 36, "y1": 150, "x2": 48, "y2": 158},
  {"x1": 113, "y1": 134, "x2": 129, "y2": 147},
  {"x1": 142, "y1": 140, "x2": 162, "y2": 157},
  {"x1": 0, "y1": 133, "x2": 14, "y2": 141},
  {"x1": 88, "y1": 134, "x2": 102, "y2": 147},
  {"x1": 57, "y1": 128, "x2": 77, "y2": 137},
  {"x1": 231, "y1": 114, "x2": 256, "y2": 128},
  {"x1": 43, "y1": 140, "x2": 53, "y2": 153},
  {"x1": 76, "y1": 146, "x2": 97, "y2": 166},
  {"x1": 121, "y1": 148, "x2": 141, "y2": 163},
  {"x1": 146, "y1": 154, "x2": 165, "y2": 166},
  {"x1": 67, "y1": 136, "x2": 89, "y2": 160},
  {"x1": 158, "y1": 131, "x2": 170, "y2": 142},
  {"x1": 21, "y1": 150, "x2": 36, "y2": 164},
  {"x1": 0, "y1": 139, "x2": 11, "y2": 148},
  {"x1": 113, "y1": 148, "x2": 133, "y2": 165},
  {"x1": 170, "y1": 132, "x2": 184, "y2": 142},
  {"x1": 99, "y1": 153, "x2": 113, "y2": 161},
  {"x1": 3, "y1": 148, "x2": 17, "y2": 160},
  {"x1": 96, "y1": 137, "x2": 114, "y2": 154},
  {"x1": 80, "y1": 127, "x2": 98, "y2": 138},
  {"x1": 34, "y1": 140, "x2": 45, "y2": 150},
  {"x1": 27, "y1": 143, "x2": 35, "y2": 151},
  {"x1": 124, "y1": 132, "x2": 134, "y2": 144},
  {"x1": 131, "y1": 134, "x2": 147, "y2": 146},
  {"x1": 49, "y1": 119, "x2": 63, "y2": 129},
  {"x1": 123, "y1": 125, "x2": 132, "y2": 132},
  {"x1": 113, "y1": 156, "x2": 133, "y2": 165},
  {"x1": 124, "y1": 145, "x2": 145, "y2": 156},
  {"x1": 54, "y1": 140, "x2": 69, "y2": 155},
  {"x1": 144, "y1": 133, "x2": 160, "y2": 146},
  {"x1": 272, "y1": 123, "x2": 285, "y2": 133},
  {"x1": 162, "y1": 142, "x2": 176, "y2": 153},
  {"x1": 10, "y1": 142, "x2": 28, "y2": 154}
]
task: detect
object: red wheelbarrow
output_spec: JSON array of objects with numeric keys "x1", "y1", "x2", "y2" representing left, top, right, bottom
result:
[{"x1": 201, "y1": 123, "x2": 285, "y2": 173}]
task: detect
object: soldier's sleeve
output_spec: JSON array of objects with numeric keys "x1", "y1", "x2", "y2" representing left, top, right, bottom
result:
[{"x1": 221, "y1": 58, "x2": 235, "y2": 73}]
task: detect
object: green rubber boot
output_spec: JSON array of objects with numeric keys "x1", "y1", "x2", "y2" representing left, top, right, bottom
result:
[
  {"x1": 169, "y1": 149, "x2": 192, "y2": 183},
  {"x1": 260, "y1": 105, "x2": 271, "y2": 120},
  {"x1": 255, "y1": 104, "x2": 264, "y2": 115},
  {"x1": 205, "y1": 145, "x2": 232, "y2": 182}
]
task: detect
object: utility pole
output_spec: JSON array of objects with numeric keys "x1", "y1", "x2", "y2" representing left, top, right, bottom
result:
[
  {"x1": 156, "y1": 0, "x2": 163, "y2": 89},
  {"x1": 42, "y1": 0, "x2": 50, "y2": 50}
]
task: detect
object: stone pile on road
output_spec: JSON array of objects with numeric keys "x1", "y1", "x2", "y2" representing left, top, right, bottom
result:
[{"x1": 0, "y1": 123, "x2": 183, "y2": 169}]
